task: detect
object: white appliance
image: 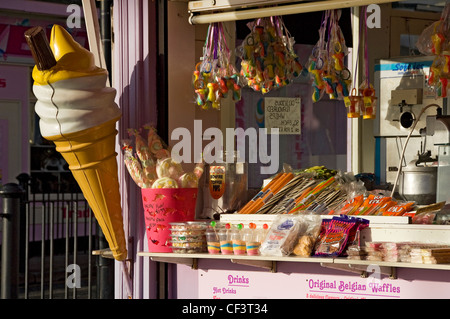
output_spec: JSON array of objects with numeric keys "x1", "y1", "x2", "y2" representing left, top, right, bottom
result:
[{"x1": 374, "y1": 56, "x2": 447, "y2": 203}]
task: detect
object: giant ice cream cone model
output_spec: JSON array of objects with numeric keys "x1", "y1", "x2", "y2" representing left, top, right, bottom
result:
[{"x1": 27, "y1": 25, "x2": 127, "y2": 261}]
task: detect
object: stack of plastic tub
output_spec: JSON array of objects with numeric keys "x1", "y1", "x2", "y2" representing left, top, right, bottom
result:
[{"x1": 169, "y1": 221, "x2": 207, "y2": 253}]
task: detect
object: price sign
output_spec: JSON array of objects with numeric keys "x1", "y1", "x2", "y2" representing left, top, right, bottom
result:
[{"x1": 264, "y1": 97, "x2": 301, "y2": 135}]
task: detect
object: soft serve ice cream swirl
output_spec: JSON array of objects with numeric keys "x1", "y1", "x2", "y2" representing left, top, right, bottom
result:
[{"x1": 32, "y1": 25, "x2": 121, "y2": 137}]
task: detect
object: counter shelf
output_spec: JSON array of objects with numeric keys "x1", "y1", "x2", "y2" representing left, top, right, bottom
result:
[
  {"x1": 138, "y1": 214, "x2": 450, "y2": 278},
  {"x1": 138, "y1": 250, "x2": 450, "y2": 279}
]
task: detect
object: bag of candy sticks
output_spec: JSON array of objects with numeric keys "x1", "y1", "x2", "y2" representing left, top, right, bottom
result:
[
  {"x1": 193, "y1": 22, "x2": 241, "y2": 110},
  {"x1": 237, "y1": 16, "x2": 303, "y2": 94}
]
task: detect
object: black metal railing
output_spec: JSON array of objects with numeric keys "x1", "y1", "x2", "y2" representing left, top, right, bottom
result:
[{"x1": 0, "y1": 174, "x2": 114, "y2": 299}]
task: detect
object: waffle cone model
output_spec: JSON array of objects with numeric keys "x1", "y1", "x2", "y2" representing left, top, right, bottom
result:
[
  {"x1": 26, "y1": 25, "x2": 127, "y2": 261},
  {"x1": 46, "y1": 118, "x2": 126, "y2": 260}
]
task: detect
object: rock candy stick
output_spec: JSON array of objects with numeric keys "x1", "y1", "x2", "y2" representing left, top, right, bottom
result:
[
  {"x1": 122, "y1": 141, "x2": 148, "y2": 188},
  {"x1": 193, "y1": 161, "x2": 205, "y2": 179},
  {"x1": 128, "y1": 128, "x2": 157, "y2": 182},
  {"x1": 143, "y1": 124, "x2": 170, "y2": 160}
]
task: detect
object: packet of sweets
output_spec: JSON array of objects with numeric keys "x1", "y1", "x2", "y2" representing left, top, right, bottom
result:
[
  {"x1": 363, "y1": 196, "x2": 392, "y2": 215},
  {"x1": 375, "y1": 200, "x2": 397, "y2": 216},
  {"x1": 355, "y1": 195, "x2": 391, "y2": 215},
  {"x1": 342, "y1": 216, "x2": 369, "y2": 256},
  {"x1": 260, "y1": 215, "x2": 301, "y2": 257},
  {"x1": 383, "y1": 202, "x2": 415, "y2": 216},
  {"x1": 339, "y1": 194, "x2": 364, "y2": 215},
  {"x1": 314, "y1": 216, "x2": 356, "y2": 257},
  {"x1": 313, "y1": 219, "x2": 332, "y2": 252}
]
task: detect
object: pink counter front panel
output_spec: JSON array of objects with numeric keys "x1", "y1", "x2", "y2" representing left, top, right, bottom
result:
[{"x1": 175, "y1": 261, "x2": 450, "y2": 299}]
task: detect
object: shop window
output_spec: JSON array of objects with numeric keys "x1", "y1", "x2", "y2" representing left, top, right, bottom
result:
[{"x1": 235, "y1": 45, "x2": 348, "y2": 188}]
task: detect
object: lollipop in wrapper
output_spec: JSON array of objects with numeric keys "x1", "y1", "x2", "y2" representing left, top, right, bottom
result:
[
  {"x1": 144, "y1": 124, "x2": 170, "y2": 160},
  {"x1": 128, "y1": 129, "x2": 158, "y2": 183},
  {"x1": 156, "y1": 157, "x2": 184, "y2": 181},
  {"x1": 152, "y1": 177, "x2": 179, "y2": 189},
  {"x1": 124, "y1": 124, "x2": 204, "y2": 189},
  {"x1": 122, "y1": 140, "x2": 148, "y2": 188}
]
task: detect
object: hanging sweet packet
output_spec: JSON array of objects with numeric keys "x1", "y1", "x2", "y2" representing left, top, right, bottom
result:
[
  {"x1": 306, "y1": 10, "x2": 352, "y2": 103},
  {"x1": 306, "y1": 13, "x2": 328, "y2": 102},
  {"x1": 416, "y1": 3, "x2": 450, "y2": 98},
  {"x1": 193, "y1": 22, "x2": 241, "y2": 110},
  {"x1": 416, "y1": 3, "x2": 450, "y2": 56},
  {"x1": 237, "y1": 16, "x2": 303, "y2": 94}
]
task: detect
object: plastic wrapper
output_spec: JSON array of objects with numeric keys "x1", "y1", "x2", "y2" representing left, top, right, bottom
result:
[
  {"x1": 145, "y1": 124, "x2": 170, "y2": 160},
  {"x1": 260, "y1": 215, "x2": 302, "y2": 256},
  {"x1": 288, "y1": 176, "x2": 336, "y2": 213},
  {"x1": 412, "y1": 211, "x2": 436, "y2": 224},
  {"x1": 346, "y1": 244, "x2": 367, "y2": 260},
  {"x1": 152, "y1": 177, "x2": 179, "y2": 189},
  {"x1": 381, "y1": 201, "x2": 415, "y2": 216},
  {"x1": 306, "y1": 10, "x2": 351, "y2": 103},
  {"x1": 314, "y1": 215, "x2": 369, "y2": 257},
  {"x1": 123, "y1": 126, "x2": 205, "y2": 189},
  {"x1": 292, "y1": 215, "x2": 322, "y2": 256},
  {"x1": 193, "y1": 22, "x2": 241, "y2": 110},
  {"x1": 416, "y1": 3, "x2": 450, "y2": 56},
  {"x1": 156, "y1": 157, "x2": 184, "y2": 181},
  {"x1": 416, "y1": 3, "x2": 450, "y2": 98},
  {"x1": 122, "y1": 140, "x2": 149, "y2": 188},
  {"x1": 354, "y1": 194, "x2": 392, "y2": 216}
]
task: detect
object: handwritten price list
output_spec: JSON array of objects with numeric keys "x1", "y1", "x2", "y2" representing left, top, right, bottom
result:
[{"x1": 264, "y1": 97, "x2": 301, "y2": 135}]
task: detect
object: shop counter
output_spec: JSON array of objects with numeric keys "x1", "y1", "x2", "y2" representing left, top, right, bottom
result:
[
  {"x1": 138, "y1": 215, "x2": 450, "y2": 298},
  {"x1": 138, "y1": 251, "x2": 450, "y2": 277}
]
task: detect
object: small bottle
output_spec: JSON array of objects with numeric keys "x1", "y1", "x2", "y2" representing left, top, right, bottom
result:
[
  {"x1": 218, "y1": 223, "x2": 233, "y2": 255},
  {"x1": 245, "y1": 222, "x2": 260, "y2": 256},
  {"x1": 231, "y1": 223, "x2": 246, "y2": 255},
  {"x1": 206, "y1": 221, "x2": 220, "y2": 254},
  {"x1": 257, "y1": 223, "x2": 269, "y2": 244}
]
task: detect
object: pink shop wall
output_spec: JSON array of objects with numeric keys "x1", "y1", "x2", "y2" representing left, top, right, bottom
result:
[
  {"x1": 0, "y1": 64, "x2": 30, "y2": 184},
  {"x1": 175, "y1": 261, "x2": 450, "y2": 299}
]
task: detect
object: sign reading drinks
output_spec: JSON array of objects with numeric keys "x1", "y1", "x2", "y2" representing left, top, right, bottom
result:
[
  {"x1": 264, "y1": 97, "x2": 301, "y2": 135},
  {"x1": 196, "y1": 268, "x2": 450, "y2": 299}
]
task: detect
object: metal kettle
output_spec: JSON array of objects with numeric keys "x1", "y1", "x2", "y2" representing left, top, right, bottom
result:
[{"x1": 398, "y1": 151, "x2": 437, "y2": 205}]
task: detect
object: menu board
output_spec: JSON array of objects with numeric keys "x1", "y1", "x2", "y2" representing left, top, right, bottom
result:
[{"x1": 264, "y1": 97, "x2": 301, "y2": 135}]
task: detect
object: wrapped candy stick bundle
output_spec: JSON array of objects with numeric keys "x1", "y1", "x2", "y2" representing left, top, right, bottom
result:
[
  {"x1": 417, "y1": 3, "x2": 450, "y2": 98},
  {"x1": 306, "y1": 10, "x2": 352, "y2": 103},
  {"x1": 122, "y1": 125, "x2": 204, "y2": 189},
  {"x1": 193, "y1": 22, "x2": 241, "y2": 110},
  {"x1": 237, "y1": 16, "x2": 304, "y2": 94}
]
